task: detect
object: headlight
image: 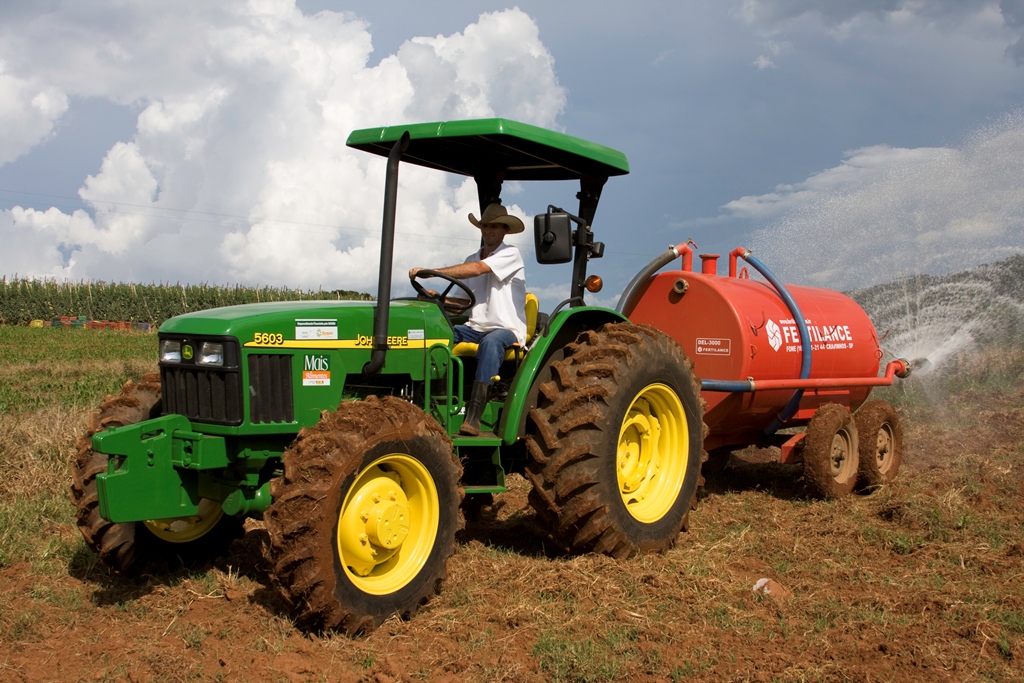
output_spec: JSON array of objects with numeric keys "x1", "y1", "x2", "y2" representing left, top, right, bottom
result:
[
  {"x1": 198, "y1": 342, "x2": 224, "y2": 366},
  {"x1": 160, "y1": 340, "x2": 181, "y2": 363}
]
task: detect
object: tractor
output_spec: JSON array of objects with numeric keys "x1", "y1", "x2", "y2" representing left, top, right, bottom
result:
[{"x1": 72, "y1": 118, "x2": 707, "y2": 634}]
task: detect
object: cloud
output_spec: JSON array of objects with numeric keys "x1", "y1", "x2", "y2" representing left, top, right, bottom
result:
[
  {"x1": 744, "y1": 112, "x2": 1024, "y2": 290},
  {"x1": 722, "y1": 144, "x2": 951, "y2": 220},
  {"x1": 738, "y1": 0, "x2": 1024, "y2": 66},
  {"x1": 0, "y1": 2, "x2": 564, "y2": 291},
  {"x1": 0, "y1": 66, "x2": 68, "y2": 164},
  {"x1": 1003, "y1": 0, "x2": 1024, "y2": 63},
  {"x1": 737, "y1": 0, "x2": 990, "y2": 26}
]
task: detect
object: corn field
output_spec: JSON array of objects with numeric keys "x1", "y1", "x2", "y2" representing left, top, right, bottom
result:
[{"x1": 0, "y1": 277, "x2": 372, "y2": 326}]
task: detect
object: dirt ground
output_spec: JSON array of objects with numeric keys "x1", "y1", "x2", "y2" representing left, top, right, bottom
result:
[{"x1": 2, "y1": 386, "x2": 1023, "y2": 682}]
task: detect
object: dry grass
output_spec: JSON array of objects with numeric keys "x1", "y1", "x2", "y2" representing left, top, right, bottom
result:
[{"x1": 0, "y1": 405, "x2": 86, "y2": 498}]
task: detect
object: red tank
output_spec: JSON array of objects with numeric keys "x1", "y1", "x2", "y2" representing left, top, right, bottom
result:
[{"x1": 623, "y1": 252, "x2": 884, "y2": 452}]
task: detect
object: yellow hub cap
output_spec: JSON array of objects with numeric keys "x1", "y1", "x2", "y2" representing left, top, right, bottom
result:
[
  {"x1": 616, "y1": 383, "x2": 689, "y2": 524},
  {"x1": 143, "y1": 498, "x2": 224, "y2": 543},
  {"x1": 337, "y1": 454, "x2": 439, "y2": 595}
]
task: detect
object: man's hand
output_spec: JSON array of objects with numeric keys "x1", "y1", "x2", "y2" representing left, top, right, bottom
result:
[{"x1": 409, "y1": 267, "x2": 423, "y2": 279}]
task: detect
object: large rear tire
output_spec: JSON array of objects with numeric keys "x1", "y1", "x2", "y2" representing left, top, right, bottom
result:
[
  {"x1": 265, "y1": 396, "x2": 463, "y2": 635},
  {"x1": 70, "y1": 374, "x2": 243, "y2": 572},
  {"x1": 855, "y1": 400, "x2": 902, "y2": 489},
  {"x1": 802, "y1": 403, "x2": 859, "y2": 499},
  {"x1": 525, "y1": 323, "x2": 707, "y2": 558}
]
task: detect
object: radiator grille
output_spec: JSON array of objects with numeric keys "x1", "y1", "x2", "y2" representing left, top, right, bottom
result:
[
  {"x1": 248, "y1": 354, "x2": 294, "y2": 424},
  {"x1": 161, "y1": 365, "x2": 243, "y2": 425}
]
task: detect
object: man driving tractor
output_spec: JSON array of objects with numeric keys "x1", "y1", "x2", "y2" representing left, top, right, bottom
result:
[{"x1": 409, "y1": 202, "x2": 527, "y2": 436}]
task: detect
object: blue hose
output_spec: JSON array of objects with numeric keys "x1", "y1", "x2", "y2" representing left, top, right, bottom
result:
[{"x1": 741, "y1": 252, "x2": 812, "y2": 435}]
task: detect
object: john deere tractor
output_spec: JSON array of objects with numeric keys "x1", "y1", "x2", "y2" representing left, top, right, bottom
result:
[{"x1": 71, "y1": 118, "x2": 706, "y2": 634}]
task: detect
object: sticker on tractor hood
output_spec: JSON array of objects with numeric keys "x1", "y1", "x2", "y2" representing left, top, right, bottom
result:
[
  {"x1": 302, "y1": 354, "x2": 330, "y2": 386},
  {"x1": 695, "y1": 338, "x2": 731, "y2": 356},
  {"x1": 295, "y1": 319, "x2": 338, "y2": 340}
]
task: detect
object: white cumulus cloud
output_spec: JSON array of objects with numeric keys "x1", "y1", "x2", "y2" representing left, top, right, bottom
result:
[
  {"x1": 0, "y1": 2, "x2": 562, "y2": 292},
  {"x1": 738, "y1": 0, "x2": 1024, "y2": 68}
]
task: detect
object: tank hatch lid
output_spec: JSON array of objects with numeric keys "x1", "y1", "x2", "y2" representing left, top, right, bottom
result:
[{"x1": 346, "y1": 118, "x2": 629, "y2": 181}]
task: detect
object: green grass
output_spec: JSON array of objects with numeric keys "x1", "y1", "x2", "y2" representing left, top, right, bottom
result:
[
  {"x1": 0, "y1": 493, "x2": 77, "y2": 568},
  {"x1": 533, "y1": 630, "x2": 626, "y2": 683},
  {"x1": 0, "y1": 326, "x2": 156, "y2": 414}
]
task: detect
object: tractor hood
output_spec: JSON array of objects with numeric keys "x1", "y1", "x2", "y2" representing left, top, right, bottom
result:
[{"x1": 159, "y1": 300, "x2": 453, "y2": 351}]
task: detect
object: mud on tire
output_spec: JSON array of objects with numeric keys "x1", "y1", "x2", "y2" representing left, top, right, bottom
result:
[
  {"x1": 855, "y1": 400, "x2": 902, "y2": 490},
  {"x1": 265, "y1": 396, "x2": 463, "y2": 635},
  {"x1": 70, "y1": 373, "x2": 243, "y2": 572},
  {"x1": 802, "y1": 403, "x2": 859, "y2": 499},
  {"x1": 524, "y1": 323, "x2": 707, "y2": 558}
]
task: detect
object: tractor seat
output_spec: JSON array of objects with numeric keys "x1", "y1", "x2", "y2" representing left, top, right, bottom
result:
[{"x1": 452, "y1": 293, "x2": 539, "y2": 360}]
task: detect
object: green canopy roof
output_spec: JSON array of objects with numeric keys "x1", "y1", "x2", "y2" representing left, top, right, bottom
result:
[{"x1": 346, "y1": 118, "x2": 629, "y2": 181}]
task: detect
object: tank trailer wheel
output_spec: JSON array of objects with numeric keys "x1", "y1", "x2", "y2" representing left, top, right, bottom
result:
[
  {"x1": 802, "y1": 403, "x2": 859, "y2": 499},
  {"x1": 265, "y1": 396, "x2": 463, "y2": 635},
  {"x1": 70, "y1": 374, "x2": 243, "y2": 572},
  {"x1": 525, "y1": 323, "x2": 707, "y2": 558},
  {"x1": 855, "y1": 400, "x2": 903, "y2": 489}
]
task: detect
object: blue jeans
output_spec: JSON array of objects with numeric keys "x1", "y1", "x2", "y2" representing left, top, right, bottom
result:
[{"x1": 454, "y1": 325, "x2": 518, "y2": 384}]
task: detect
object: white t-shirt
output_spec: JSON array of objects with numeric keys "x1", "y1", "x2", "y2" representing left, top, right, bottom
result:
[{"x1": 463, "y1": 242, "x2": 527, "y2": 345}]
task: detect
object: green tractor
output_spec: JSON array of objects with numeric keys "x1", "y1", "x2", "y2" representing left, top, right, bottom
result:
[{"x1": 71, "y1": 118, "x2": 706, "y2": 634}]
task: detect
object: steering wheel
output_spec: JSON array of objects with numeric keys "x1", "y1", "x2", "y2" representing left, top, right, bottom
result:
[{"x1": 410, "y1": 269, "x2": 476, "y2": 316}]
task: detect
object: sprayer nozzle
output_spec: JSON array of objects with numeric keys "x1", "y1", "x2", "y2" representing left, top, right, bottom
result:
[{"x1": 898, "y1": 357, "x2": 929, "y2": 378}]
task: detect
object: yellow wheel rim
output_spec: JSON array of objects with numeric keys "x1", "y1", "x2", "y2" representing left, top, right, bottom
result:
[
  {"x1": 143, "y1": 498, "x2": 224, "y2": 543},
  {"x1": 337, "y1": 454, "x2": 439, "y2": 595},
  {"x1": 616, "y1": 383, "x2": 689, "y2": 524}
]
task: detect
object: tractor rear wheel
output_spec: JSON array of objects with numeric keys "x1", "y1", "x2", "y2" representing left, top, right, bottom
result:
[
  {"x1": 525, "y1": 323, "x2": 707, "y2": 558},
  {"x1": 70, "y1": 374, "x2": 243, "y2": 572},
  {"x1": 802, "y1": 403, "x2": 859, "y2": 499},
  {"x1": 265, "y1": 396, "x2": 463, "y2": 634},
  {"x1": 855, "y1": 400, "x2": 902, "y2": 489}
]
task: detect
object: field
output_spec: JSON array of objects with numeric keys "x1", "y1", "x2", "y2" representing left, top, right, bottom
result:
[
  {"x1": 1, "y1": 326, "x2": 1023, "y2": 682},
  {"x1": 0, "y1": 277, "x2": 370, "y2": 327}
]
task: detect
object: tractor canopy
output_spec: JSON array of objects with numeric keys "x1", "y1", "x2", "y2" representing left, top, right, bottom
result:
[{"x1": 345, "y1": 118, "x2": 629, "y2": 183}]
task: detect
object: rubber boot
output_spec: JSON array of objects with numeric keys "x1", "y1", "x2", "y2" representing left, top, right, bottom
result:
[{"x1": 459, "y1": 381, "x2": 490, "y2": 436}]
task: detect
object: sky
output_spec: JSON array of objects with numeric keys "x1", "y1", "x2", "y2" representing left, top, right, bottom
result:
[{"x1": 1, "y1": 0, "x2": 1023, "y2": 310}]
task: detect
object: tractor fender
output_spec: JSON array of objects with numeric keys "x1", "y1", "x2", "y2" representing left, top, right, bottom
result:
[{"x1": 498, "y1": 306, "x2": 627, "y2": 444}]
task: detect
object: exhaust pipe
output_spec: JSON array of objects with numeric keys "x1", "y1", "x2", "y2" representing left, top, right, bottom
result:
[{"x1": 363, "y1": 131, "x2": 410, "y2": 376}]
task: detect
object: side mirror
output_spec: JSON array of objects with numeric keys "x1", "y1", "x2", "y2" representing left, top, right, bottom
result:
[{"x1": 534, "y1": 212, "x2": 573, "y2": 264}]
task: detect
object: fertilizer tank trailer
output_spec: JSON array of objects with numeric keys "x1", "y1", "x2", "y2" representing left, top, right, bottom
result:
[{"x1": 619, "y1": 243, "x2": 912, "y2": 498}]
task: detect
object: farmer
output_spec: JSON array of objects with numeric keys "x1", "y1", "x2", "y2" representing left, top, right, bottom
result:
[{"x1": 409, "y1": 202, "x2": 527, "y2": 436}]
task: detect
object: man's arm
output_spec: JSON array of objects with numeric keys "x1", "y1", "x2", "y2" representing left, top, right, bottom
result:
[{"x1": 409, "y1": 261, "x2": 492, "y2": 280}]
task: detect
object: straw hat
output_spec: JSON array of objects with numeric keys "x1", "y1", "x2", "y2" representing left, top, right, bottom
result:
[{"x1": 468, "y1": 203, "x2": 525, "y2": 234}]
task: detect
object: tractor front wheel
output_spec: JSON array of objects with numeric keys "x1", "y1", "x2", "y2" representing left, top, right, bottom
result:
[
  {"x1": 70, "y1": 374, "x2": 243, "y2": 572},
  {"x1": 265, "y1": 396, "x2": 463, "y2": 634},
  {"x1": 525, "y1": 323, "x2": 707, "y2": 558},
  {"x1": 802, "y1": 403, "x2": 859, "y2": 499}
]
